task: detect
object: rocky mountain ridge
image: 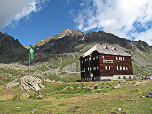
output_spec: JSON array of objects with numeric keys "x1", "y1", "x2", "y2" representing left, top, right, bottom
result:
[
  {"x1": 0, "y1": 28, "x2": 152, "y2": 64},
  {"x1": 33, "y1": 28, "x2": 152, "y2": 55},
  {"x1": 0, "y1": 32, "x2": 26, "y2": 55},
  {"x1": 33, "y1": 28, "x2": 84, "y2": 47}
]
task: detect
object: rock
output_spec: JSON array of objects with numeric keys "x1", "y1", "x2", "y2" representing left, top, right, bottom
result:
[
  {"x1": 119, "y1": 80, "x2": 126, "y2": 83},
  {"x1": 118, "y1": 108, "x2": 121, "y2": 111},
  {"x1": 57, "y1": 81, "x2": 63, "y2": 83},
  {"x1": 6, "y1": 75, "x2": 44, "y2": 91},
  {"x1": 45, "y1": 79, "x2": 51, "y2": 82},
  {"x1": 39, "y1": 83, "x2": 45, "y2": 89},
  {"x1": 36, "y1": 90, "x2": 42, "y2": 98},
  {"x1": 6, "y1": 80, "x2": 19, "y2": 88},
  {"x1": 97, "y1": 89, "x2": 102, "y2": 92},
  {"x1": 141, "y1": 96, "x2": 145, "y2": 98},
  {"x1": 70, "y1": 87, "x2": 74, "y2": 90},
  {"x1": 106, "y1": 86, "x2": 110, "y2": 88},
  {"x1": 32, "y1": 109, "x2": 35, "y2": 113},
  {"x1": 94, "y1": 84, "x2": 98, "y2": 86},
  {"x1": 136, "y1": 88, "x2": 141, "y2": 91},
  {"x1": 146, "y1": 91, "x2": 152, "y2": 98},
  {"x1": 113, "y1": 84, "x2": 121, "y2": 89}
]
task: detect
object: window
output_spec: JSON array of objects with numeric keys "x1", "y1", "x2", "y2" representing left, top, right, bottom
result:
[
  {"x1": 123, "y1": 57, "x2": 124, "y2": 61},
  {"x1": 90, "y1": 67, "x2": 92, "y2": 71},
  {"x1": 120, "y1": 66, "x2": 122, "y2": 70},
  {"x1": 96, "y1": 56, "x2": 98, "y2": 59},
  {"x1": 89, "y1": 57, "x2": 91, "y2": 60},
  {"x1": 118, "y1": 76, "x2": 121, "y2": 79},
  {"x1": 88, "y1": 67, "x2": 89, "y2": 71},
  {"x1": 119, "y1": 57, "x2": 122, "y2": 61},
  {"x1": 84, "y1": 68, "x2": 85, "y2": 72},
  {"x1": 126, "y1": 67, "x2": 128, "y2": 70},
  {"x1": 93, "y1": 67, "x2": 96, "y2": 70},
  {"x1": 116, "y1": 66, "x2": 119, "y2": 70},
  {"x1": 105, "y1": 66, "x2": 110, "y2": 70},
  {"x1": 105, "y1": 66, "x2": 107, "y2": 70},
  {"x1": 102, "y1": 56, "x2": 104, "y2": 58},
  {"x1": 93, "y1": 57, "x2": 95, "y2": 60},
  {"x1": 123, "y1": 66, "x2": 125, "y2": 70},
  {"x1": 85, "y1": 59, "x2": 87, "y2": 61},
  {"x1": 94, "y1": 77, "x2": 96, "y2": 80},
  {"x1": 82, "y1": 61, "x2": 83, "y2": 64},
  {"x1": 97, "y1": 66, "x2": 99, "y2": 70},
  {"x1": 116, "y1": 56, "x2": 118, "y2": 60}
]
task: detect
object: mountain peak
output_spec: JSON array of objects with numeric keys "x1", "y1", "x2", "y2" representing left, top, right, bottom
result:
[{"x1": 59, "y1": 28, "x2": 84, "y2": 37}]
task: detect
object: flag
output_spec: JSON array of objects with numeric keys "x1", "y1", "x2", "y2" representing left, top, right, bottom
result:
[{"x1": 29, "y1": 44, "x2": 34, "y2": 61}]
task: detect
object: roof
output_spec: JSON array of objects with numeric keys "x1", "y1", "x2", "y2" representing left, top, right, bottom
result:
[{"x1": 82, "y1": 44, "x2": 132, "y2": 57}]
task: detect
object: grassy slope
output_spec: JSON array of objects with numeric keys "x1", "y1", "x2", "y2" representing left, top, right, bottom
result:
[{"x1": 0, "y1": 80, "x2": 152, "y2": 113}]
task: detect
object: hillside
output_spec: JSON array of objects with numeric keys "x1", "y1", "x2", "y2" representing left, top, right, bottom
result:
[{"x1": 0, "y1": 28, "x2": 152, "y2": 84}]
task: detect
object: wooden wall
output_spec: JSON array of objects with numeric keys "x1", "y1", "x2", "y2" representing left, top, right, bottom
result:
[
  {"x1": 80, "y1": 51, "x2": 133, "y2": 81},
  {"x1": 99, "y1": 54, "x2": 133, "y2": 76}
]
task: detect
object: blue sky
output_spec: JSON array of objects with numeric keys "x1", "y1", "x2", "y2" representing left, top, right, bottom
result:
[{"x1": 1, "y1": 0, "x2": 152, "y2": 46}]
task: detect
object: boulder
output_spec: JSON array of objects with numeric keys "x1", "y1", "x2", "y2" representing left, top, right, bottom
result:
[
  {"x1": 6, "y1": 75, "x2": 44, "y2": 91},
  {"x1": 146, "y1": 91, "x2": 152, "y2": 98},
  {"x1": 113, "y1": 84, "x2": 121, "y2": 89}
]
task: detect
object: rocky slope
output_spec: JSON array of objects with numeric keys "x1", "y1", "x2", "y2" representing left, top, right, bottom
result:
[
  {"x1": 0, "y1": 32, "x2": 27, "y2": 63},
  {"x1": 33, "y1": 28, "x2": 152, "y2": 55}
]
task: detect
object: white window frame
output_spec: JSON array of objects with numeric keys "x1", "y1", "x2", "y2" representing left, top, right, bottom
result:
[
  {"x1": 120, "y1": 66, "x2": 122, "y2": 70},
  {"x1": 105, "y1": 66, "x2": 107, "y2": 70},
  {"x1": 116, "y1": 56, "x2": 118, "y2": 60},
  {"x1": 123, "y1": 66, "x2": 125, "y2": 70},
  {"x1": 116, "y1": 66, "x2": 119, "y2": 70},
  {"x1": 119, "y1": 57, "x2": 122, "y2": 61},
  {"x1": 105, "y1": 66, "x2": 110, "y2": 70}
]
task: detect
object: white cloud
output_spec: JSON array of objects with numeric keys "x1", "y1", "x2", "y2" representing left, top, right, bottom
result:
[
  {"x1": 66, "y1": 0, "x2": 75, "y2": 4},
  {"x1": 0, "y1": 0, "x2": 48, "y2": 30},
  {"x1": 72, "y1": 0, "x2": 152, "y2": 46}
]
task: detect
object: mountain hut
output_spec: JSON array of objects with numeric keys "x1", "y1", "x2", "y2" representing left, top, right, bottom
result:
[{"x1": 79, "y1": 44, "x2": 133, "y2": 81}]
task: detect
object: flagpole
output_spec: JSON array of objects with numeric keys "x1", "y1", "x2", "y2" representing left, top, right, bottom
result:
[{"x1": 28, "y1": 42, "x2": 30, "y2": 75}]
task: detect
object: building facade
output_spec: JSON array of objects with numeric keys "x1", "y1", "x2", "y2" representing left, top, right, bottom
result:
[{"x1": 79, "y1": 44, "x2": 133, "y2": 81}]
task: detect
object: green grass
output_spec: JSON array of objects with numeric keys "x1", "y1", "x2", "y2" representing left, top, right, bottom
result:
[{"x1": 0, "y1": 80, "x2": 152, "y2": 113}]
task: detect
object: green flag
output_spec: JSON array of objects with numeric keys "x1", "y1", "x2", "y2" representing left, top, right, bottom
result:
[{"x1": 29, "y1": 44, "x2": 34, "y2": 61}]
